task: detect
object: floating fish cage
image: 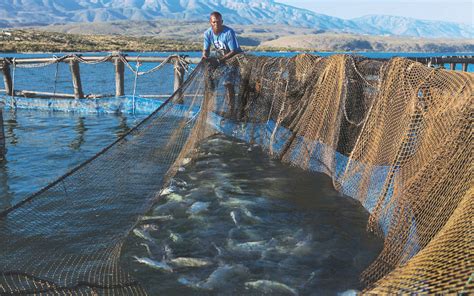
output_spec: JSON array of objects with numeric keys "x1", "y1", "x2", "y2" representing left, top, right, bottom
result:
[{"x1": 0, "y1": 53, "x2": 472, "y2": 295}]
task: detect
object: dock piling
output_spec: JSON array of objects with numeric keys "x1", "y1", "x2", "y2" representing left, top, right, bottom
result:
[
  {"x1": 174, "y1": 59, "x2": 185, "y2": 92},
  {"x1": 114, "y1": 57, "x2": 125, "y2": 97},
  {"x1": 1, "y1": 61, "x2": 13, "y2": 96},
  {"x1": 69, "y1": 60, "x2": 84, "y2": 99}
]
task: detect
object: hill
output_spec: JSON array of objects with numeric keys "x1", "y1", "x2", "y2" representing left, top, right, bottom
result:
[
  {"x1": 0, "y1": 0, "x2": 472, "y2": 39},
  {"x1": 1, "y1": 27, "x2": 472, "y2": 53},
  {"x1": 259, "y1": 33, "x2": 474, "y2": 52}
]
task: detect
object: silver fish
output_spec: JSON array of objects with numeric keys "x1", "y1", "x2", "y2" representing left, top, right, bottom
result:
[
  {"x1": 133, "y1": 228, "x2": 154, "y2": 242},
  {"x1": 229, "y1": 240, "x2": 269, "y2": 253},
  {"x1": 169, "y1": 257, "x2": 213, "y2": 268},
  {"x1": 140, "y1": 243, "x2": 153, "y2": 257},
  {"x1": 337, "y1": 290, "x2": 359, "y2": 296},
  {"x1": 159, "y1": 187, "x2": 174, "y2": 196},
  {"x1": 140, "y1": 215, "x2": 174, "y2": 222},
  {"x1": 133, "y1": 256, "x2": 173, "y2": 272},
  {"x1": 163, "y1": 244, "x2": 173, "y2": 260},
  {"x1": 198, "y1": 264, "x2": 249, "y2": 290},
  {"x1": 214, "y1": 186, "x2": 225, "y2": 199},
  {"x1": 169, "y1": 231, "x2": 182, "y2": 243},
  {"x1": 241, "y1": 207, "x2": 262, "y2": 223},
  {"x1": 165, "y1": 193, "x2": 184, "y2": 202},
  {"x1": 245, "y1": 280, "x2": 298, "y2": 295},
  {"x1": 230, "y1": 211, "x2": 239, "y2": 226},
  {"x1": 188, "y1": 201, "x2": 210, "y2": 215},
  {"x1": 182, "y1": 158, "x2": 192, "y2": 166}
]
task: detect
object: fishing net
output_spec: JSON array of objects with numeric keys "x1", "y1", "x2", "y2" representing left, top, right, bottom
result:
[{"x1": 0, "y1": 53, "x2": 472, "y2": 295}]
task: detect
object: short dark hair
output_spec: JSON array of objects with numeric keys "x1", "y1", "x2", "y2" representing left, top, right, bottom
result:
[{"x1": 210, "y1": 11, "x2": 222, "y2": 19}]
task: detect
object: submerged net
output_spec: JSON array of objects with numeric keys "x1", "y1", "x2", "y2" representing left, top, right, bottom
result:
[{"x1": 0, "y1": 53, "x2": 472, "y2": 294}]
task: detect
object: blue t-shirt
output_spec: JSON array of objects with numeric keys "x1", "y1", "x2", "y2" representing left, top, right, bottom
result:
[{"x1": 203, "y1": 26, "x2": 242, "y2": 56}]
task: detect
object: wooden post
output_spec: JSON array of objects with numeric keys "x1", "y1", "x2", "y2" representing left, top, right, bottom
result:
[
  {"x1": 114, "y1": 58, "x2": 125, "y2": 97},
  {"x1": 450, "y1": 63, "x2": 456, "y2": 70},
  {"x1": 69, "y1": 60, "x2": 84, "y2": 99},
  {"x1": 462, "y1": 63, "x2": 468, "y2": 72},
  {"x1": 174, "y1": 58, "x2": 185, "y2": 103},
  {"x1": 0, "y1": 108, "x2": 5, "y2": 160},
  {"x1": 1, "y1": 61, "x2": 13, "y2": 96},
  {"x1": 174, "y1": 59, "x2": 185, "y2": 93}
]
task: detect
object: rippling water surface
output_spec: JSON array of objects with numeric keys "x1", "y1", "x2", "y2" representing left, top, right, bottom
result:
[
  {"x1": 121, "y1": 135, "x2": 383, "y2": 295},
  {"x1": 0, "y1": 109, "x2": 147, "y2": 209}
]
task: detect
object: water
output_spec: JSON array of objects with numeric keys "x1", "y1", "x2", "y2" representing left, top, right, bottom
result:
[
  {"x1": 121, "y1": 135, "x2": 383, "y2": 295},
  {"x1": 0, "y1": 109, "x2": 148, "y2": 209}
]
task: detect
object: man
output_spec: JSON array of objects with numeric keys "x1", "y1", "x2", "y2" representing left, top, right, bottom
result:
[
  {"x1": 202, "y1": 11, "x2": 242, "y2": 62},
  {"x1": 202, "y1": 11, "x2": 242, "y2": 118}
]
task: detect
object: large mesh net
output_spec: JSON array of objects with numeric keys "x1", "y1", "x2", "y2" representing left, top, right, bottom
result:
[{"x1": 0, "y1": 53, "x2": 472, "y2": 294}]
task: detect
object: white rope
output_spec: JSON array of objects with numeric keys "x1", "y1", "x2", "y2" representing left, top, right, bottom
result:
[
  {"x1": 341, "y1": 56, "x2": 383, "y2": 127},
  {"x1": 72, "y1": 54, "x2": 112, "y2": 65},
  {"x1": 349, "y1": 56, "x2": 378, "y2": 88},
  {"x1": 52, "y1": 55, "x2": 60, "y2": 96},
  {"x1": 131, "y1": 56, "x2": 141, "y2": 115},
  {"x1": 119, "y1": 54, "x2": 184, "y2": 76},
  {"x1": 14, "y1": 55, "x2": 70, "y2": 69},
  {"x1": 10, "y1": 58, "x2": 16, "y2": 108}
]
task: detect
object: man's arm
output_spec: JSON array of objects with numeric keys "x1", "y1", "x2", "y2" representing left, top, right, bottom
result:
[
  {"x1": 218, "y1": 50, "x2": 238, "y2": 62},
  {"x1": 218, "y1": 29, "x2": 241, "y2": 63},
  {"x1": 202, "y1": 31, "x2": 211, "y2": 59}
]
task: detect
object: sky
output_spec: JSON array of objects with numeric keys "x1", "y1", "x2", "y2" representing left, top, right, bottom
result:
[{"x1": 276, "y1": 0, "x2": 473, "y2": 25}]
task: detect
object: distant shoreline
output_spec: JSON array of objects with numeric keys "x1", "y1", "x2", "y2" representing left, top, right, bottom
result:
[{"x1": 1, "y1": 29, "x2": 473, "y2": 54}]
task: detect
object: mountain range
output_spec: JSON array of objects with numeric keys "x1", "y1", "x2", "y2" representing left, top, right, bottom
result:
[{"x1": 0, "y1": 0, "x2": 472, "y2": 39}]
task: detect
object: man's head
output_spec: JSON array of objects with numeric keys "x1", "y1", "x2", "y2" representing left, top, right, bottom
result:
[{"x1": 209, "y1": 11, "x2": 223, "y2": 34}]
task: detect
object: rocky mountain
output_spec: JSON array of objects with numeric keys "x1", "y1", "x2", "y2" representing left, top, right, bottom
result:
[
  {"x1": 351, "y1": 15, "x2": 473, "y2": 39},
  {"x1": 0, "y1": 0, "x2": 472, "y2": 39}
]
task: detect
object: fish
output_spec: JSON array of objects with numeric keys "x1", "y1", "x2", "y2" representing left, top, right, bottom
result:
[
  {"x1": 133, "y1": 228, "x2": 154, "y2": 242},
  {"x1": 230, "y1": 211, "x2": 240, "y2": 226},
  {"x1": 159, "y1": 187, "x2": 174, "y2": 196},
  {"x1": 177, "y1": 276, "x2": 200, "y2": 287},
  {"x1": 197, "y1": 264, "x2": 249, "y2": 290},
  {"x1": 141, "y1": 224, "x2": 159, "y2": 232},
  {"x1": 337, "y1": 290, "x2": 359, "y2": 296},
  {"x1": 140, "y1": 243, "x2": 153, "y2": 257},
  {"x1": 227, "y1": 227, "x2": 262, "y2": 241},
  {"x1": 219, "y1": 197, "x2": 256, "y2": 208},
  {"x1": 212, "y1": 243, "x2": 225, "y2": 257},
  {"x1": 170, "y1": 178, "x2": 188, "y2": 189},
  {"x1": 245, "y1": 280, "x2": 298, "y2": 295},
  {"x1": 291, "y1": 234, "x2": 313, "y2": 256},
  {"x1": 169, "y1": 257, "x2": 213, "y2": 268},
  {"x1": 165, "y1": 193, "x2": 184, "y2": 202},
  {"x1": 214, "y1": 186, "x2": 225, "y2": 199},
  {"x1": 152, "y1": 201, "x2": 186, "y2": 216},
  {"x1": 139, "y1": 215, "x2": 174, "y2": 222},
  {"x1": 169, "y1": 231, "x2": 182, "y2": 243},
  {"x1": 182, "y1": 158, "x2": 192, "y2": 166},
  {"x1": 188, "y1": 201, "x2": 210, "y2": 215},
  {"x1": 133, "y1": 256, "x2": 173, "y2": 272},
  {"x1": 229, "y1": 240, "x2": 270, "y2": 253},
  {"x1": 241, "y1": 207, "x2": 262, "y2": 223},
  {"x1": 163, "y1": 244, "x2": 174, "y2": 260}
]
